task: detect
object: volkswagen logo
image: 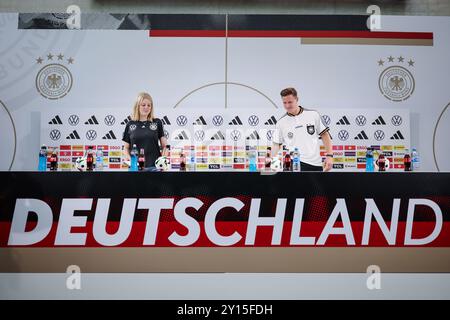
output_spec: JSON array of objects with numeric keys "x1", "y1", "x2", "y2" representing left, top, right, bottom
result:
[
  {"x1": 86, "y1": 129, "x2": 97, "y2": 141},
  {"x1": 391, "y1": 115, "x2": 402, "y2": 126},
  {"x1": 176, "y1": 115, "x2": 188, "y2": 126},
  {"x1": 212, "y1": 115, "x2": 223, "y2": 126},
  {"x1": 322, "y1": 115, "x2": 331, "y2": 126},
  {"x1": 104, "y1": 115, "x2": 116, "y2": 126},
  {"x1": 194, "y1": 130, "x2": 205, "y2": 141},
  {"x1": 68, "y1": 114, "x2": 79, "y2": 126},
  {"x1": 266, "y1": 130, "x2": 273, "y2": 141},
  {"x1": 164, "y1": 130, "x2": 169, "y2": 139},
  {"x1": 230, "y1": 130, "x2": 241, "y2": 141},
  {"x1": 338, "y1": 130, "x2": 349, "y2": 141},
  {"x1": 374, "y1": 130, "x2": 385, "y2": 141},
  {"x1": 248, "y1": 115, "x2": 259, "y2": 126},
  {"x1": 49, "y1": 129, "x2": 61, "y2": 141},
  {"x1": 355, "y1": 115, "x2": 367, "y2": 126}
]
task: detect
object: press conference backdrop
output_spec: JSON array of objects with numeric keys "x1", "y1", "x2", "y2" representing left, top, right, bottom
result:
[
  {"x1": 41, "y1": 108, "x2": 410, "y2": 171},
  {"x1": 0, "y1": 13, "x2": 449, "y2": 171}
]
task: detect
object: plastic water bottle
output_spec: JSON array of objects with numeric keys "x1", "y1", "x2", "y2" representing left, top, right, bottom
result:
[
  {"x1": 249, "y1": 149, "x2": 257, "y2": 172},
  {"x1": 38, "y1": 145, "x2": 47, "y2": 171},
  {"x1": 293, "y1": 147, "x2": 301, "y2": 172},
  {"x1": 96, "y1": 147, "x2": 103, "y2": 171},
  {"x1": 411, "y1": 148, "x2": 420, "y2": 171},
  {"x1": 130, "y1": 144, "x2": 138, "y2": 171},
  {"x1": 190, "y1": 151, "x2": 196, "y2": 172},
  {"x1": 366, "y1": 147, "x2": 374, "y2": 172}
]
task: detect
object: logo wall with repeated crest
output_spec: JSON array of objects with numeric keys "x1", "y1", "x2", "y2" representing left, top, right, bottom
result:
[
  {"x1": 378, "y1": 55, "x2": 415, "y2": 102},
  {"x1": 35, "y1": 53, "x2": 75, "y2": 100}
]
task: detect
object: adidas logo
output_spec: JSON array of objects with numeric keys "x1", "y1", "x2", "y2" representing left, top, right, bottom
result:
[
  {"x1": 85, "y1": 115, "x2": 99, "y2": 125},
  {"x1": 161, "y1": 116, "x2": 171, "y2": 125},
  {"x1": 66, "y1": 130, "x2": 80, "y2": 139},
  {"x1": 372, "y1": 116, "x2": 386, "y2": 125},
  {"x1": 229, "y1": 116, "x2": 243, "y2": 125},
  {"x1": 102, "y1": 130, "x2": 116, "y2": 140},
  {"x1": 390, "y1": 130, "x2": 405, "y2": 140},
  {"x1": 174, "y1": 131, "x2": 189, "y2": 140},
  {"x1": 264, "y1": 116, "x2": 277, "y2": 125},
  {"x1": 211, "y1": 131, "x2": 225, "y2": 140},
  {"x1": 336, "y1": 116, "x2": 350, "y2": 125},
  {"x1": 354, "y1": 130, "x2": 369, "y2": 140},
  {"x1": 246, "y1": 130, "x2": 260, "y2": 140},
  {"x1": 48, "y1": 115, "x2": 63, "y2": 124},
  {"x1": 121, "y1": 116, "x2": 131, "y2": 125},
  {"x1": 193, "y1": 116, "x2": 207, "y2": 125}
]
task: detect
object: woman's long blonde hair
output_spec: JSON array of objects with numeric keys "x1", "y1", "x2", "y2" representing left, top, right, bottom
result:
[{"x1": 131, "y1": 92, "x2": 154, "y2": 121}]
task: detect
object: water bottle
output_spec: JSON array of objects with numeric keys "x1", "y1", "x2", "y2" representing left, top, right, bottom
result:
[
  {"x1": 411, "y1": 148, "x2": 420, "y2": 171},
  {"x1": 130, "y1": 144, "x2": 138, "y2": 172},
  {"x1": 249, "y1": 149, "x2": 257, "y2": 172},
  {"x1": 293, "y1": 147, "x2": 301, "y2": 172},
  {"x1": 38, "y1": 145, "x2": 47, "y2": 171},
  {"x1": 366, "y1": 147, "x2": 374, "y2": 172},
  {"x1": 96, "y1": 147, "x2": 103, "y2": 171},
  {"x1": 190, "y1": 150, "x2": 196, "y2": 172}
]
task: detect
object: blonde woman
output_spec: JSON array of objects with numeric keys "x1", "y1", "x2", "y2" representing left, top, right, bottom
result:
[{"x1": 122, "y1": 92, "x2": 168, "y2": 170}]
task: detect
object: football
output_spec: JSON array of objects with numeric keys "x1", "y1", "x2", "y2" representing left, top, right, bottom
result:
[
  {"x1": 75, "y1": 156, "x2": 87, "y2": 171},
  {"x1": 376, "y1": 157, "x2": 390, "y2": 171},
  {"x1": 155, "y1": 156, "x2": 170, "y2": 171},
  {"x1": 270, "y1": 157, "x2": 282, "y2": 171}
]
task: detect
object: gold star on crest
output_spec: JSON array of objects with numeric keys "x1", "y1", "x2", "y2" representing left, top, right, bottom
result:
[
  {"x1": 398, "y1": 56, "x2": 404, "y2": 63},
  {"x1": 387, "y1": 56, "x2": 394, "y2": 62},
  {"x1": 67, "y1": 57, "x2": 74, "y2": 64},
  {"x1": 36, "y1": 57, "x2": 43, "y2": 64},
  {"x1": 408, "y1": 59, "x2": 415, "y2": 66},
  {"x1": 377, "y1": 59, "x2": 384, "y2": 66},
  {"x1": 57, "y1": 53, "x2": 64, "y2": 60},
  {"x1": 47, "y1": 53, "x2": 53, "y2": 60}
]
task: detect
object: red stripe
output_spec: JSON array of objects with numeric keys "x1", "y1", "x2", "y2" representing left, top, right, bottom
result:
[
  {"x1": 1, "y1": 221, "x2": 449, "y2": 247},
  {"x1": 149, "y1": 29, "x2": 433, "y2": 39},
  {"x1": 149, "y1": 30, "x2": 226, "y2": 37}
]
